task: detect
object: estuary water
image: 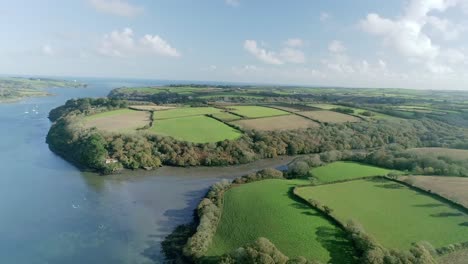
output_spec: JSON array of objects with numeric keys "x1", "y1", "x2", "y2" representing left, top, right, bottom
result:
[{"x1": 0, "y1": 78, "x2": 292, "y2": 264}]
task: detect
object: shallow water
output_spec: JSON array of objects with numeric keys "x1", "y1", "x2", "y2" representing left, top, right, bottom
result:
[{"x1": 0, "y1": 78, "x2": 291, "y2": 264}]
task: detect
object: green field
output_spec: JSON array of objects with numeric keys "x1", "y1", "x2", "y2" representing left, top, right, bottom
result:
[
  {"x1": 295, "y1": 178, "x2": 468, "y2": 250},
  {"x1": 206, "y1": 179, "x2": 358, "y2": 263},
  {"x1": 227, "y1": 105, "x2": 289, "y2": 118},
  {"x1": 211, "y1": 112, "x2": 242, "y2": 121},
  {"x1": 152, "y1": 107, "x2": 222, "y2": 120},
  {"x1": 309, "y1": 161, "x2": 395, "y2": 183},
  {"x1": 84, "y1": 108, "x2": 137, "y2": 120},
  {"x1": 151, "y1": 115, "x2": 241, "y2": 143},
  {"x1": 309, "y1": 104, "x2": 394, "y2": 120}
]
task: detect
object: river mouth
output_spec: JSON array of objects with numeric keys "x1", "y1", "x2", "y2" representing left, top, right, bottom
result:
[{"x1": 0, "y1": 78, "x2": 294, "y2": 264}]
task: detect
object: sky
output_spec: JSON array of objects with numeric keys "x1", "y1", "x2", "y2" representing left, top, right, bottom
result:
[{"x1": 1, "y1": 0, "x2": 468, "y2": 89}]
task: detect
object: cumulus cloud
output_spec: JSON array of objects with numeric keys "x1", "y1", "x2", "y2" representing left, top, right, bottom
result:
[
  {"x1": 89, "y1": 0, "x2": 143, "y2": 17},
  {"x1": 98, "y1": 28, "x2": 180, "y2": 58},
  {"x1": 244, "y1": 40, "x2": 283, "y2": 65},
  {"x1": 360, "y1": 0, "x2": 466, "y2": 74},
  {"x1": 225, "y1": 0, "x2": 240, "y2": 7},
  {"x1": 280, "y1": 48, "x2": 306, "y2": 63},
  {"x1": 328, "y1": 40, "x2": 346, "y2": 53},
  {"x1": 285, "y1": 38, "x2": 304, "y2": 47}
]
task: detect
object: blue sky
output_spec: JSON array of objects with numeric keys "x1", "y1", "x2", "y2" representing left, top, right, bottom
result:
[{"x1": 1, "y1": 0, "x2": 468, "y2": 89}]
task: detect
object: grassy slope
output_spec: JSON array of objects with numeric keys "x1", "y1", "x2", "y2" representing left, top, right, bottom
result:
[
  {"x1": 84, "y1": 109, "x2": 137, "y2": 120},
  {"x1": 228, "y1": 105, "x2": 289, "y2": 118},
  {"x1": 153, "y1": 107, "x2": 222, "y2": 120},
  {"x1": 310, "y1": 161, "x2": 394, "y2": 183},
  {"x1": 206, "y1": 179, "x2": 358, "y2": 263},
  {"x1": 151, "y1": 115, "x2": 241, "y2": 143},
  {"x1": 296, "y1": 178, "x2": 468, "y2": 250}
]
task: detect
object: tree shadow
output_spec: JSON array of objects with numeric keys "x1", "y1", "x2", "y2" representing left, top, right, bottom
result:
[
  {"x1": 413, "y1": 203, "x2": 444, "y2": 208},
  {"x1": 430, "y1": 212, "x2": 463, "y2": 217},
  {"x1": 315, "y1": 226, "x2": 359, "y2": 264},
  {"x1": 459, "y1": 222, "x2": 468, "y2": 227},
  {"x1": 375, "y1": 183, "x2": 404, "y2": 189},
  {"x1": 286, "y1": 187, "x2": 312, "y2": 210}
]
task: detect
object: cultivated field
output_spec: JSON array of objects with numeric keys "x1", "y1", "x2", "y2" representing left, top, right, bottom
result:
[
  {"x1": 407, "y1": 148, "x2": 468, "y2": 161},
  {"x1": 298, "y1": 110, "x2": 361, "y2": 123},
  {"x1": 128, "y1": 105, "x2": 176, "y2": 111},
  {"x1": 309, "y1": 161, "x2": 395, "y2": 183},
  {"x1": 210, "y1": 111, "x2": 242, "y2": 121},
  {"x1": 151, "y1": 115, "x2": 241, "y2": 143},
  {"x1": 231, "y1": 115, "x2": 319, "y2": 131},
  {"x1": 83, "y1": 109, "x2": 151, "y2": 132},
  {"x1": 227, "y1": 105, "x2": 289, "y2": 118},
  {"x1": 295, "y1": 178, "x2": 468, "y2": 250},
  {"x1": 206, "y1": 179, "x2": 358, "y2": 263},
  {"x1": 399, "y1": 176, "x2": 468, "y2": 208},
  {"x1": 152, "y1": 107, "x2": 222, "y2": 120}
]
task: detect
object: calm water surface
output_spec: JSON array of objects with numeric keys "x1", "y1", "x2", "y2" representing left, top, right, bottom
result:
[{"x1": 0, "y1": 78, "x2": 291, "y2": 264}]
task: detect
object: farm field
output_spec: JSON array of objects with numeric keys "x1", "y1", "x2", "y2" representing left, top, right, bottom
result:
[
  {"x1": 128, "y1": 105, "x2": 176, "y2": 111},
  {"x1": 399, "y1": 176, "x2": 468, "y2": 208},
  {"x1": 309, "y1": 104, "x2": 394, "y2": 120},
  {"x1": 309, "y1": 161, "x2": 395, "y2": 183},
  {"x1": 298, "y1": 110, "x2": 361, "y2": 123},
  {"x1": 438, "y1": 248, "x2": 468, "y2": 264},
  {"x1": 231, "y1": 115, "x2": 319, "y2": 131},
  {"x1": 227, "y1": 105, "x2": 289, "y2": 118},
  {"x1": 83, "y1": 109, "x2": 150, "y2": 132},
  {"x1": 295, "y1": 178, "x2": 468, "y2": 250},
  {"x1": 407, "y1": 147, "x2": 468, "y2": 161},
  {"x1": 205, "y1": 179, "x2": 358, "y2": 263},
  {"x1": 210, "y1": 111, "x2": 242, "y2": 121},
  {"x1": 151, "y1": 115, "x2": 241, "y2": 143},
  {"x1": 152, "y1": 107, "x2": 222, "y2": 119}
]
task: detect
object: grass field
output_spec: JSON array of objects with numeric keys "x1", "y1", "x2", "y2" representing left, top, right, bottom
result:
[
  {"x1": 309, "y1": 162, "x2": 395, "y2": 183},
  {"x1": 128, "y1": 105, "x2": 176, "y2": 111},
  {"x1": 298, "y1": 110, "x2": 361, "y2": 123},
  {"x1": 83, "y1": 109, "x2": 150, "y2": 132},
  {"x1": 295, "y1": 178, "x2": 468, "y2": 250},
  {"x1": 205, "y1": 179, "x2": 358, "y2": 263},
  {"x1": 210, "y1": 112, "x2": 242, "y2": 121},
  {"x1": 400, "y1": 176, "x2": 468, "y2": 208},
  {"x1": 151, "y1": 115, "x2": 241, "y2": 143},
  {"x1": 231, "y1": 115, "x2": 319, "y2": 131},
  {"x1": 308, "y1": 104, "x2": 394, "y2": 120},
  {"x1": 152, "y1": 107, "x2": 222, "y2": 120},
  {"x1": 407, "y1": 148, "x2": 468, "y2": 161},
  {"x1": 227, "y1": 105, "x2": 289, "y2": 118}
]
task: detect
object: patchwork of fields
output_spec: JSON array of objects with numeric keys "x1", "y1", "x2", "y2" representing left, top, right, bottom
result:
[
  {"x1": 151, "y1": 115, "x2": 241, "y2": 143},
  {"x1": 296, "y1": 178, "x2": 468, "y2": 250},
  {"x1": 400, "y1": 175, "x2": 468, "y2": 208},
  {"x1": 231, "y1": 115, "x2": 319, "y2": 131},
  {"x1": 309, "y1": 161, "x2": 395, "y2": 183},
  {"x1": 83, "y1": 109, "x2": 150, "y2": 132},
  {"x1": 205, "y1": 179, "x2": 358, "y2": 263},
  {"x1": 298, "y1": 110, "x2": 361, "y2": 123},
  {"x1": 226, "y1": 105, "x2": 289, "y2": 118}
]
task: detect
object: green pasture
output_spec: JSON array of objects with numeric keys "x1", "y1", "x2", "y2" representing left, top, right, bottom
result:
[
  {"x1": 309, "y1": 161, "x2": 395, "y2": 184},
  {"x1": 227, "y1": 105, "x2": 289, "y2": 118}
]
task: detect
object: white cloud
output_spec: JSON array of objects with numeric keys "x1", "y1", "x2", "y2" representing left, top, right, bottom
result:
[
  {"x1": 285, "y1": 38, "x2": 303, "y2": 47},
  {"x1": 280, "y1": 48, "x2": 306, "y2": 63},
  {"x1": 360, "y1": 0, "x2": 466, "y2": 74},
  {"x1": 225, "y1": 0, "x2": 240, "y2": 7},
  {"x1": 244, "y1": 40, "x2": 283, "y2": 65},
  {"x1": 98, "y1": 28, "x2": 180, "y2": 58},
  {"x1": 89, "y1": 0, "x2": 143, "y2": 17},
  {"x1": 140, "y1": 35, "x2": 181, "y2": 57},
  {"x1": 320, "y1": 12, "x2": 330, "y2": 22},
  {"x1": 42, "y1": 45, "x2": 54, "y2": 56},
  {"x1": 328, "y1": 40, "x2": 346, "y2": 53}
]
